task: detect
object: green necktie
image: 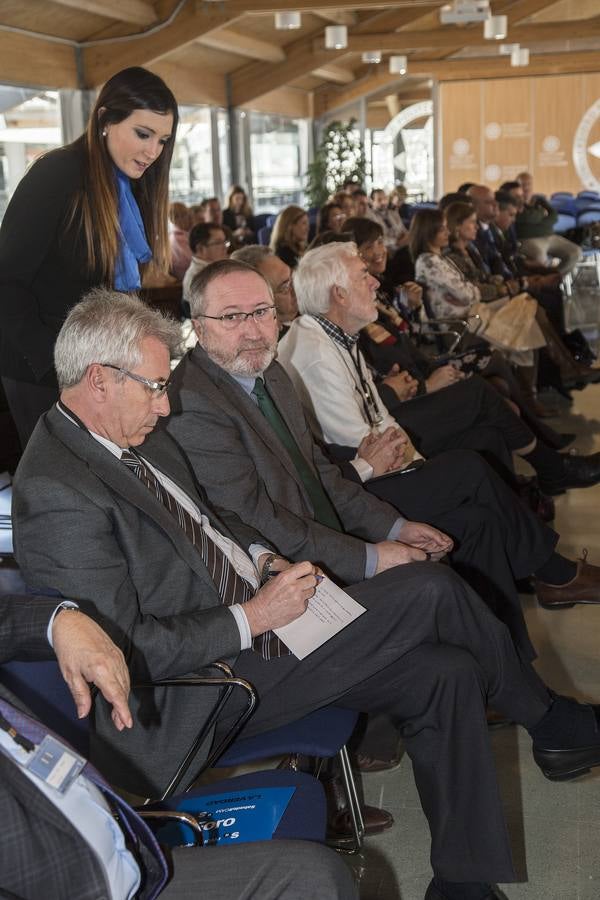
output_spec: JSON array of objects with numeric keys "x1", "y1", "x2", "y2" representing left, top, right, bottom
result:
[{"x1": 252, "y1": 378, "x2": 342, "y2": 532}]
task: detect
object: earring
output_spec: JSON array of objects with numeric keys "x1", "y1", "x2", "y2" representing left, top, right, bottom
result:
[{"x1": 102, "y1": 129, "x2": 107, "y2": 137}]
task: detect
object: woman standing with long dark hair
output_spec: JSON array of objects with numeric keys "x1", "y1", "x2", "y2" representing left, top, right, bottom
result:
[{"x1": 0, "y1": 66, "x2": 178, "y2": 447}]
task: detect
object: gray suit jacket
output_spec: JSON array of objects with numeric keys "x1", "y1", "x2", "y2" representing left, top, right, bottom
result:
[
  {"x1": 164, "y1": 346, "x2": 400, "y2": 586},
  {"x1": 12, "y1": 406, "x2": 269, "y2": 796}
]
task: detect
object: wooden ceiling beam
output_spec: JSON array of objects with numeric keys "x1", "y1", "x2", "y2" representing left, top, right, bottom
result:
[
  {"x1": 51, "y1": 0, "x2": 157, "y2": 26},
  {"x1": 82, "y1": 3, "x2": 239, "y2": 86},
  {"x1": 313, "y1": 48, "x2": 600, "y2": 116},
  {"x1": 313, "y1": 10, "x2": 358, "y2": 26},
  {"x1": 229, "y1": 3, "x2": 442, "y2": 106},
  {"x1": 226, "y1": 0, "x2": 430, "y2": 12},
  {"x1": 0, "y1": 31, "x2": 77, "y2": 89},
  {"x1": 338, "y1": 18, "x2": 600, "y2": 52},
  {"x1": 312, "y1": 64, "x2": 355, "y2": 84},
  {"x1": 198, "y1": 27, "x2": 285, "y2": 63}
]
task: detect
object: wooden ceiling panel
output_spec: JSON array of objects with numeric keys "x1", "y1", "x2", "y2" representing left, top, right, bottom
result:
[{"x1": 0, "y1": 0, "x2": 113, "y2": 40}]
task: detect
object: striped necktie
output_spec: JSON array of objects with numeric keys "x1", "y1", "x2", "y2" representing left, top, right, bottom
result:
[
  {"x1": 120, "y1": 449, "x2": 288, "y2": 659},
  {"x1": 0, "y1": 696, "x2": 168, "y2": 900}
]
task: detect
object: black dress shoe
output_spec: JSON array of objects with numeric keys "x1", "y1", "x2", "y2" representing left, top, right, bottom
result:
[
  {"x1": 552, "y1": 432, "x2": 576, "y2": 450},
  {"x1": 424, "y1": 878, "x2": 497, "y2": 899},
  {"x1": 539, "y1": 451, "x2": 600, "y2": 495},
  {"x1": 531, "y1": 696, "x2": 600, "y2": 781}
]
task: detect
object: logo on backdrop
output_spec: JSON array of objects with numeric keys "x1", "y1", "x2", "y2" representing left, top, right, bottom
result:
[{"x1": 573, "y1": 99, "x2": 600, "y2": 191}]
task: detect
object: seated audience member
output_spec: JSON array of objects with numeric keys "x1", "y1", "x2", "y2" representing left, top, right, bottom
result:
[
  {"x1": 458, "y1": 181, "x2": 476, "y2": 193},
  {"x1": 333, "y1": 190, "x2": 356, "y2": 220},
  {"x1": 439, "y1": 191, "x2": 473, "y2": 212},
  {"x1": 232, "y1": 244, "x2": 298, "y2": 329},
  {"x1": 223, "y1": 185, "x2": 256, "y2": 248},
  {"x1": 444, "y1": 201, "x2": 598, "y2": 390},
  {"x1": 367, "y1": 189, "x2": 408, "y2": 250},
  {"x1": 351, "y1": 188, "x2": 370, "y2": 218},
  {"x1": 189, "y1": 202, "x2": 205, "y2": 226},
  {"x1": 499, "y1": 180, "x2": 582, "y2": 276},
  {"x1": 14, "y1": 287, "x2": 600, "y2": 900},
  {"x1": 200, "y1": 196, "x2": 223, "y2": 226},
  {"x1": 168, "y1": 255, "x2": 600, "y2": 663},
  {"x1": 342, "y1": 216, "x2": 573, "y2": 457},
  {"x1": 270, "y1": 205, "x2": 309, "y2": 268},
  {"x1": 0, "y1": 594, "x2": 355, "y2": 900},
  {"x1": 167, "y1": 201, "x2": 193, "y2": 281},
  {"x1": 317, "y1": 202, "x2": 347, "y2": 236},
  {"x1": 182, "y1": 222, "x2": 230, "y2": 306}
]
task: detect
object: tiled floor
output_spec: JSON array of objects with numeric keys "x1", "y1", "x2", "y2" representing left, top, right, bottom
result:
[{"x1": 351, "y1": 336, "x2": 600, "y2": 899}]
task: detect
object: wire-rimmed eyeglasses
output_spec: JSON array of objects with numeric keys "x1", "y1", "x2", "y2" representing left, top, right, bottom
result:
[
  {"x1": 101, "y1": 364, "x2": 171, "y2": 397},
  {"x1": 194, "y1": 305, "x2": 277, "y2": 330}
]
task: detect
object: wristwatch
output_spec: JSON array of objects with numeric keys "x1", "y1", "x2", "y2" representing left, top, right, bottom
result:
[{"x1": 260, "y1": 553, "x2": 281, "y2": 584}]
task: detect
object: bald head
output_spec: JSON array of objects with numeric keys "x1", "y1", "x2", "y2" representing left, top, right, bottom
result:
[{"x1": 467, "y1": 185, "x2": 497, "y2": 224}]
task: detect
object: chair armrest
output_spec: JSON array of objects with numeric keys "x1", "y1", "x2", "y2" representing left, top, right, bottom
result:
[
  {"x1": 135, "y1": 665, "x2": 257, "y2": 801},
  {"x1": 136, "y1": 809, "x2": 206, "y2": 846}
]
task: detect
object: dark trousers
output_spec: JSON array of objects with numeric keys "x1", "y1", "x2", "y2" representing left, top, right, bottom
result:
[
  {"x1": 383, "y1": 374, "x2": 533, "y2": 470},
  {"x1": 227, "y1": 563, "x2": 551, "y2": 883},
  {"x1": 1, "y1": 377, "x2": 58, "y2": 451},
  {"x1": 364, "y1": 449, "x2": 558, "y2": 658}
]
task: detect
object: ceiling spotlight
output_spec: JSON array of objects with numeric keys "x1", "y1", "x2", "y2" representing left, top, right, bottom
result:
[
  {"x1": 275, "y1": 11, "x2": 301, "y2": 30},
  {"x1": 362, "y1": 50, "x2": 382, "y2": 64},
  {"x1": 511, "y1": 46, "x2": 530, "y2": 66},
  {"x1": 484, "y1": 14, "x2": 507, "y2": 39},
  {"x1": 389, "y1": 55, "x2": 408, "y2": 75},
  {"x1": 499, "y1": 43, "x2": 519, "y2": 55},
  {"x1": 325, "y1": 25, "x2": 348, "y2": 50}
]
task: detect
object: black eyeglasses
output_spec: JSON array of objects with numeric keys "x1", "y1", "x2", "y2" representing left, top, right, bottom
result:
[
  {"x1": 194, "y1": 306, "x2": 277, "y2": 330},
  {"x1": 101, "y1": 364, "x2": 170, "y2": 397}
]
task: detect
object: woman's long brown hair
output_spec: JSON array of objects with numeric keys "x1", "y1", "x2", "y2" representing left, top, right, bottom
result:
[{"x1": 68, "y1": 66, "x2": 179, "y2": 284}]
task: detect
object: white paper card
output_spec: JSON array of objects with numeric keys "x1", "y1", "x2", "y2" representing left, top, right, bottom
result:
[{"x1": 274, "y1": 576, "x2": 366, "y2": 660}]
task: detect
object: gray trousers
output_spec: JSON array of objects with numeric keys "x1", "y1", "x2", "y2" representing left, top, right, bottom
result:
[
  {"x1": 225, "y1": 563, "x2": 551, "y2": 884},
  {"x1": 520, "y1": 234, "x2": 582, "y2": 276},
  {"x1": 162, "y1": 840, "x2": 357, "y2": 899}
]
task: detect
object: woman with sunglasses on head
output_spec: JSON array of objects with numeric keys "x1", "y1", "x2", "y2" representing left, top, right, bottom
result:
[{"x1": 0, "y1": 66, "x2": 178, "y2": 449}]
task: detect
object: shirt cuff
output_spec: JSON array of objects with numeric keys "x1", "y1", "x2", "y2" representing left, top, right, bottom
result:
[
  {"x1": 47, "y1": 601, "x2": 79, "y2": 648},
  {"x1": 351, "y1": 456, "x2": 374, "y2": 483},
  {"x1": 364, "y1": 543, "x2": 379, "y2": 579},
  {"x1": 228, "y1": 604, "x2": 252, "y2": 651},
  {"x1": 249, "y1": 543, "x2": 273, "y2": 571},
  {"x1": 387, "y1": 517, "x2": 407, "y2": 540}
]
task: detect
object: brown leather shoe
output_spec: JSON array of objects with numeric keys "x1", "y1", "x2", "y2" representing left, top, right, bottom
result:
[
  {"x1": 324, "y1": 774, "x2": 394, "y2": 837},
  {"x1": 535, "y1": 551, "x2": 600, "y2": 609},
  {"x1": 328, "y1": 804, "x2": 394, "y2": 838},
  {"x1": 351, "y1": 751, "x2": 403, "y2": 773}
]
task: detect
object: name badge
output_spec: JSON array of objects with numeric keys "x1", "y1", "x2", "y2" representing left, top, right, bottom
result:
[{"x1": 26, "y1": 735, "x2": 86, "y2": 794}]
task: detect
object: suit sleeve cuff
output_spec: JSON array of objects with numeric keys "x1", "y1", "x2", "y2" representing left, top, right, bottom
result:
[
  {"x1": 228, "y1": 604, "x2": 252, "y2": 650},
  {"x1": 47, "y1": 601, "x2": 79, "y2": 647}
]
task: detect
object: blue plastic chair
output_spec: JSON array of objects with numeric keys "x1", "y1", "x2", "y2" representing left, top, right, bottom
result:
[
  {"x1": 554, "y1": 213, "x2": 576, "y2": 233},
  {"x1": 216, "y1": 706, "x2": 365, "y2": 852},
  {"x1": 257, "y1": 225, "x2": 272, "y2": 246},
  {"x1": 577, "y1": 190, "x2": 600, "y2": 201}
]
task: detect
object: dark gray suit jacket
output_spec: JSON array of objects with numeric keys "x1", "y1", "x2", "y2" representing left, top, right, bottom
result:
[
  {"x1": 12, "y1": 406, "x2": 270, "y2": 796},
  {"x1": 164, "y1": 346, "x2": 400, "y2": 586}
]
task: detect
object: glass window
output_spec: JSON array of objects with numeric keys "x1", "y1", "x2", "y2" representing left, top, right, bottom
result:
[
  {"x1": 169, "y1": 105, "x2": 214, "y2": 203},
  {"x1": 0, "y1": 89, "x2": 61, "y2": 221},
  {"x1": 248, "y1": 112, "x2": 305, "y2": 212},
  {"x1": 216, "y1": 108, "x2": 231, "y2": 198}
]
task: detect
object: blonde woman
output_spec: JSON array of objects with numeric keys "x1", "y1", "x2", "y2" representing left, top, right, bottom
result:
[{"x1": 270, "y1": 205, "x2": 309, "y2": 268}]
